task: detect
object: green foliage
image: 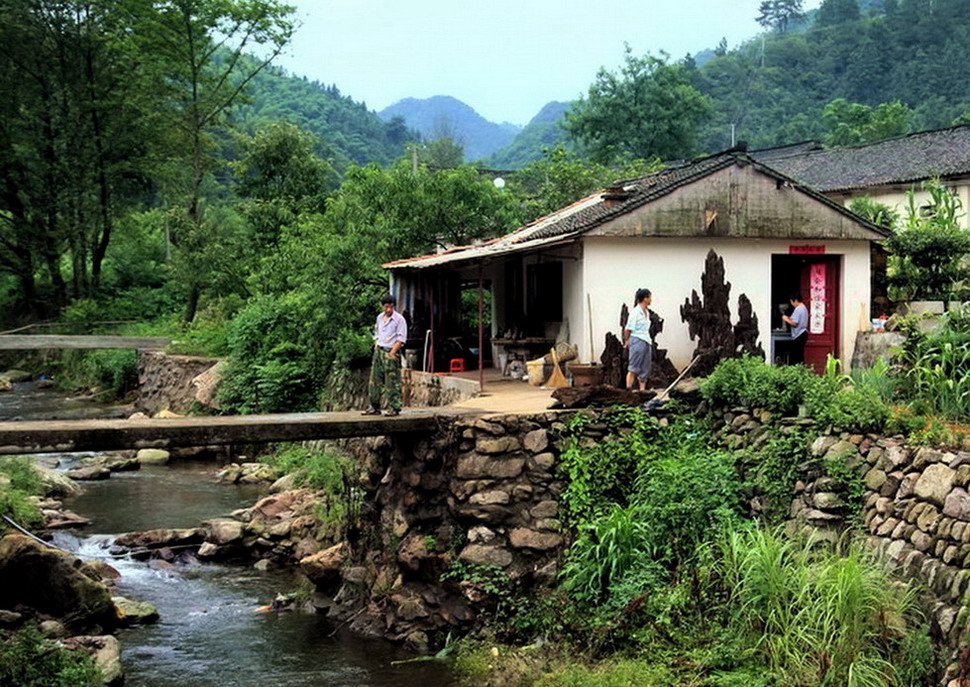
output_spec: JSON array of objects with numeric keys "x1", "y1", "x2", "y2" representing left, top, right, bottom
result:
[
  {"x1": 0, "y1": 458, "x2": 44, "y2": 530},
  {"x1": 56, "y1": 349, "x2": 139, "y2": 401},
  {"x1": 744, "y1": 431, "x2": 810, "y2": 524},
  {"x1": 535, "y1": 659, "x2": 675, "y2": 687},
  {"x1": 718, "y1": 528, "x2": 927, "y2": 686},
  {"x1": 264, "y1": 445, "x2": 359, "y2": 530},
  {"x1": 888, "y1": 181, "x2": 970, "y2": 302},
  {"x1": 895, "y1": 304, "x2": 970, "y2": 420},
  {"x1": 508, "y1": 145, "x2": 661, "y2": 221},
  {"x1": 564, "y1": 47, "x2": 712, "y2": 164},
  {"x1": 701, "y1": 355, "x2": 816, "y2": 415},
  {"x1": 560, "y1": 414, "x2": 742, "y2": 609},
  {"x1": 849, "y1": 197, "x2": 900, "y2": 230},
  {"x1": 823, "y1": 98, "x2": 911, "y2": 147},
  {"x1": 0, "y1": 626, "x2": 101, "y2": 687},
  {"x1": 703, "y1": 356, "x2": 891, "y2": 433}
]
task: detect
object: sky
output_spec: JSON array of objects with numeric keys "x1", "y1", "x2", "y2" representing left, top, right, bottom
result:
[{"x1": 277, "y1": 0, "x2": 823, "y2": 126}]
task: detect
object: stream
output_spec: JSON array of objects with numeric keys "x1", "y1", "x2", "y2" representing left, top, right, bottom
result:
[{"x1": 6, "y1": 383, "x2": 454, "y2": 687}]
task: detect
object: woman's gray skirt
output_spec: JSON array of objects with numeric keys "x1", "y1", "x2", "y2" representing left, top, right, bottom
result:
[{"x1": 628, "y1": 337, "x2": 653, "y2": 382}]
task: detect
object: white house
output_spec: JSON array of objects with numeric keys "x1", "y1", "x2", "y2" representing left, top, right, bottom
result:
[{"x1": 384, "y1": 151, "x2": 888, "y2": 378}]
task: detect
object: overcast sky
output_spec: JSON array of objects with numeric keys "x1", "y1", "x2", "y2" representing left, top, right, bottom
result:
[{"x1": 276, "y1": 0, "x2": 823, "y2": 126}]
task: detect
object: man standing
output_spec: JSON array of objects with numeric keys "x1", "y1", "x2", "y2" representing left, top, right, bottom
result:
[
  {"x1": 363, "y1": 294, "x2": 408, "y2": 416},
  {"x1": 782, "y1": 292, "x2": 809, "y2": 365}
]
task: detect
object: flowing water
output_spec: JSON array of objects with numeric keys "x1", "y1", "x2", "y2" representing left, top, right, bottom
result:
[{"x1": 9, "y1": 384, "x2": 453, "y2": 687}]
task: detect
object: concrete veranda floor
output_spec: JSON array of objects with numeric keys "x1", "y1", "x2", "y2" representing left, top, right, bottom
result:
[{"x1": 444, "y1": 368, "x2": 561, "y2": 415}]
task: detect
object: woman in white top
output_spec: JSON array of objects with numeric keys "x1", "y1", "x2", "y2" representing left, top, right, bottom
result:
[{"x1": 623, "y1": 288, "x2": 654, "y2": 390}]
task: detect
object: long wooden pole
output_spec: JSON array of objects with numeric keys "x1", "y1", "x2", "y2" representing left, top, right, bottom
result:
[{"x1": 478, "y1": 263, "x2": 485, "y2": 390}]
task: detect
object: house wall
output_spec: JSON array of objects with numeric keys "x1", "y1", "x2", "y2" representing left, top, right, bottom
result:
[
  {"x1": 581, "y1": 237, "x2": 871, "y2": 371},
  {"x1": 836, "y1": 183, "x2": 970, "y2": 229}
]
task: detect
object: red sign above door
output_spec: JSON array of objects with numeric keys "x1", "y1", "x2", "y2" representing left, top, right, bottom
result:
[{"x1": 789, "y1": 245, "x2": 826, "y2": 255}]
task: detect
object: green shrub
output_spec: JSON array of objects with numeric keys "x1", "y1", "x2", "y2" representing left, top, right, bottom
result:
[
  {"x1": 0, "y1": 458, "x2": 43, "y2": 531},
  {"x1": 807, "y1": 381, "x2": 890, "y2": 433},
  {"x1": 264, "y1": 445, "x2": 359, "y2": 530},
  {"x1": 0, "y1": 456, "x2": 41, "y2": 493},
  {"x1": 535, "y1": 659, "x2": 675, "y2": 687},
  {"x1": 701, "y1": 355, "x2": 816, "y2": 415},
  {"x1": 0, "y1": 625, "x2": 101, "y2": 687},
  {"x1": 56, "y1": 349, "x2": 139, "y2": 400},
  {"x1": 896, "y1": 309, "x2": 970, "y2": 421},
  {"x1": 744, "y1": 431, "x2": 810, "y2": 525}
]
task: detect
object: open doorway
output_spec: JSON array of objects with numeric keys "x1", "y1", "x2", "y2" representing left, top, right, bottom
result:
[{"x1": 770, "y1": 254, "x2": 842, "y2": 372}]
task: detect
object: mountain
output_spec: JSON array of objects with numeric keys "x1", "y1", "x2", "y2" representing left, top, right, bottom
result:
[
  {"x1": 378, "y1": 96, "x2": 520, "y2": 162},
  {"x1": 231, "y1": 64, "x2": 415, "y2": 172},
  {"x1": 488, "y1": 101, "x2": 571, "y2": 169}
]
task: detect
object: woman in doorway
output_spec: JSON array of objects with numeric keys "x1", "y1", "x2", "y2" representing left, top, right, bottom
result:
[
  {"x1": 782, "y1": 292, "x2": 809, "y2": 365},
  {"x1": 624, "y1": 288, "x2": 654, "y2": 390}
]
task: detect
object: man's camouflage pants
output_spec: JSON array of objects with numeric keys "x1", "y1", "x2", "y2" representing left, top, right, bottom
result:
[{"x1": 369, "y1": 347, "x2": 402, "y2": 411}]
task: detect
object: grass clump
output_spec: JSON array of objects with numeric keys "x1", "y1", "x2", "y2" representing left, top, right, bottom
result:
[
  {"x1": 0, "y1": 457, "x2": 42, "y2": 531},
  {"x1": 0, "y1": 625, "x2": 101, "y2": 687}
]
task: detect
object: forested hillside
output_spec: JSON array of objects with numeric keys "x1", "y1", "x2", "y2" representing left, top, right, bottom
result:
[
  {"x1": 378, "y1": 96, "x2": 520, "y2": 162},
  {"x1": 492, "y1": 0, "x2": 970, "y2": 166},
  {"x1": 233, "y1": 65, "x2": 414, "y2": 171},
  {"x1": 488, "y1": 101, "x2": 571, "y2": 168}
]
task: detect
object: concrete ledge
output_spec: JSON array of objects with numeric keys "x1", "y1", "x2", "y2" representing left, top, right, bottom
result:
[{"x1": 407, "y1": 371, "x2": 481, "y2": 407}]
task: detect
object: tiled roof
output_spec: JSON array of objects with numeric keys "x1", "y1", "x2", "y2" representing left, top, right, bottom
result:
[
  {"x1": 384, "y1": 151, "x2": 885, "y2": 271},
  {"x1": 752, "y1": 126, "x2": 970, "y2": 193}
]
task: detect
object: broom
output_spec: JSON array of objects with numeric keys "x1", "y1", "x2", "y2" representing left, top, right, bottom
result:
[
  {"x1": 643, "y1": 356, "x2": 699, "y2": 412},
  {"x1": 545, "y1": 346, "x2": 570, "y2": 388}
]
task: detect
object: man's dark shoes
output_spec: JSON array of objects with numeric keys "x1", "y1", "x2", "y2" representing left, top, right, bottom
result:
[
  {"x1": 361, "y1": 407, "x2": 380, "y2": 416},
  {"x1": 383, "y1": 409, "x2": 401, "y2": 417}
]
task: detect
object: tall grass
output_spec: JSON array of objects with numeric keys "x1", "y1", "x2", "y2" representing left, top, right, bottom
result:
[{"x1": 719, "y1": 528, "x2": 927, "y2": 687}]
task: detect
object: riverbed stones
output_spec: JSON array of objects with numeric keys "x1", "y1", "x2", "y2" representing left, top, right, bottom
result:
[
  {"x1": 112, "y1": 596, "x2": 160, "y2": 626},
  {"x1": 65, "y1": 466, "x2": 111, "y2": 481},
  {"x1": 113, "y1": 527, "x2": 203, "y2": 555},
  {"x1": 300, "y1": 542, "x2": 348, "y2": 590},
  {"x1": 204, "y1": 518, "x2": 245, "y2": 545},
  {"x1": 64, "y1": 635, "x2": 123, "y2": 686},
  {"x1": 34, "y1": 465, "x2": 80, "y2": 497},
  {"x1": 136, "y1": 448, "x2": 170, "y2": 465},
  {"x1": 0, "y1": 535, "x2": 116, "y2": 631}
]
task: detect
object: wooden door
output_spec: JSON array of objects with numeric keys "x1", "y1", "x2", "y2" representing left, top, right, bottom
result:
[{"x1": 799, "y1": 258, "x2": 841, "y2": 373}]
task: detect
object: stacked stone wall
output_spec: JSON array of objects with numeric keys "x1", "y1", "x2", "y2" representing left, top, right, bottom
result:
[{"x1": 136, "y1": 351, "x2": 220, "y2": 415}]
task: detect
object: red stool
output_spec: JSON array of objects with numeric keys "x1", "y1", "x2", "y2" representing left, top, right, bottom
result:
[{"x1": 449, "y1": 358, "x2": 466, "y2": 373}]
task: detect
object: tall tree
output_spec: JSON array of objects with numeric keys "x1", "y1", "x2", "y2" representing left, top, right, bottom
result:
[
  {"x1": 756, "y1": 0, "x2": 805, "y2": 32},
  {"x1": 564, "y1": 48, "x2": 712, "y2": 164},
  {"x1": 134, "y1": 0, "x2": 296, "y2": 321},
  {"x1": 822, "y1": 98, "x2": 911, "y2": 147},
  {"x1": 815, "y1": 0, "x2": 861, "y2": 27}
]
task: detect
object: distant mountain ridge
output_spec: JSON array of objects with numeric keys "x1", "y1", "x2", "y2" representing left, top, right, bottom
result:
[
  {"x1": 488, "y1": 101, "x2": 571, "y2": 168},
  {"x1": 378, "y1": 95, "x2": 520, "y2": 162}
]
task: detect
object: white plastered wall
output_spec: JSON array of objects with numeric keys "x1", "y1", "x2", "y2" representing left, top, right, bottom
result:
[
  {"x1": 579, "y1": 237, "x2": 872, "y2": 371},
  {"x1": 837, "y1": 183, "x2": 970, "y2": 229}
]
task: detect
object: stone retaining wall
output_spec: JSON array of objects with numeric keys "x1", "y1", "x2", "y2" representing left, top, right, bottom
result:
[
  {"x1": 136, "y1": 351, "x2": 221, "y2": 415},
  {"x1": 710, "y1": 402, "x2": 970, "y2": 679}
]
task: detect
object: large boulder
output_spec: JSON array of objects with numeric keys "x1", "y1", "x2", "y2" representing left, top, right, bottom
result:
[
  {"x1": 0, "y1": 535, "x2": 116, "y2": 631},
  {"x1": 112, "y1": 596, "x2": 160, "y2": 626},
  {"x1": 135, "y1": 448, "x2": 170, "y2": 465},
  {"x1": 113, "y1": 527, "x2": 203, "y2": 553}
]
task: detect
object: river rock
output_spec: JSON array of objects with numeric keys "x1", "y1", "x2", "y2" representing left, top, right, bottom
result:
[
  {"x1": 103, "y1": 457, "x2": 140, "y2": 472},
  {"x1": 300, "y1": 542, "x2": 348, "y2": 589},
  {"x1": 0, "y1": 535, "x2": 117, "y2": 631},
  {"x1": 269, "y1": 473, "x2": 299, "y2": 493},
  {"x1": 43, "y1": 509, "x2": 92, "y2": 529},
  {"x1": 0, "y1": 377, "x2": 12, "y2": 392},
  {"x1": 114, "y1": 527, "x2": 203, "y2": 552},
  {"x1": 34, "y1": 466, "x2": 80, "y2": 498},
  {"x1": 136, "y1": 448, "x2": 170, "y2": 464},
  {"x1": 112, "y1": 596, "x2": 160, "y2": 625},
  {"x1": 64, "y1": 635, "x2": 123, "y2": 686},
  {"x1": 204, "y1": 518, "x2": 245, "y2": 545},
  {"x1": 0, "y1": 609, "x2": 22, "y2": 627},
  {"x1": 3, "y1": 369, "x2": 31, "y2": 383},
  {"x1": 65, "y1": 466, "x2": 111, "y2": 481},
  {"x1": 82, "y1": 560, "x2": 121, "y2": 583}
]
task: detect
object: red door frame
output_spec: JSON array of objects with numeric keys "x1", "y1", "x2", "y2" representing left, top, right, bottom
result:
[{"x1": 798, "y1": 256, "x2": 842, "y2": 373}]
